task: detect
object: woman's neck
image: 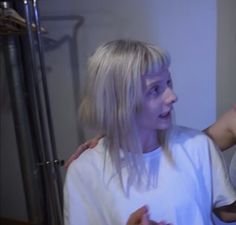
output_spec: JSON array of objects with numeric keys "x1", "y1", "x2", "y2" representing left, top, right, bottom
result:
[{"x1": 139, "y1": 131, "x2": 160, "y2": 153}]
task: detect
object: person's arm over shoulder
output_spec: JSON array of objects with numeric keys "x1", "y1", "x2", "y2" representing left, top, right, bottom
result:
[
  {"x1": 214, "y1": 201, "x2": 236, "y2": 223},
  {"x1": 206, "y1": 137, "x2": 236, "y2": 222},
  {"x1": 204, "y1": 107, "x2": 236, "y2": 151}
]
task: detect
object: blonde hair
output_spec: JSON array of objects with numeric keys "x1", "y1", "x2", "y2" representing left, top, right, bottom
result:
[{"x1": 80, "y1": 39, "x2": 171, "y2": 191}]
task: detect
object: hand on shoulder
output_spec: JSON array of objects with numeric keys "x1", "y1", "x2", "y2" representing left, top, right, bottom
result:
[{"x1": 64, "y1": 135, "x2": 103, "y2": 169}]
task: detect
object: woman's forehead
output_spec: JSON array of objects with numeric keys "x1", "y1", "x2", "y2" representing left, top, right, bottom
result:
[
  {"x1": 144, "y1": 68, "x2": 171, "y2": 80},
  {"x1": 141, "y1": 69, "x2": 171, "y2": 88}
]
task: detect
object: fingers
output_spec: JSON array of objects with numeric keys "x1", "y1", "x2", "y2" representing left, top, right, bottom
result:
[
  {"x1": 140, "y1": 212, "x2": 150, "y2": 225},
  {"x1": 126, "y1": 205, "x2": 149, "y2": 225},
  {"x1": 89, "y1": 134, "x2": 102, "y2": 148},
  {"x1": 64, "y1": 155, "x2": 75, "y2": 169},
  {"x1": 64, "y1": 135, "x2": 104, "y2": 169},
  {"x1": 126, "y1": 206, "x2": 172, "y2": 225},
  {"x1": 64, "y1": 142, "x2": 90, "y2": 169},
  {"x1": 155, "y1": 221, "x2": 172, "y2": 225}
]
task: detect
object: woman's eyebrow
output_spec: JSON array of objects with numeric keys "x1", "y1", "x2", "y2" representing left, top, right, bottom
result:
[
  {"x1": 147, "y1": 80, "x2": 161, "y2": 88},
  {"x1": 144, "y1": 80, "x2": 162, "y2": 92}
]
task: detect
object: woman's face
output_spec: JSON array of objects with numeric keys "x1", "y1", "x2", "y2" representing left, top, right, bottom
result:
[{"x1": 136, "y1": 68, "x2": 177, "y2": 135}]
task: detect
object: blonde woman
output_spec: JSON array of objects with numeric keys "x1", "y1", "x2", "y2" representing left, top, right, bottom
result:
[{"x1": 64, "y1": 40, "x2": 236, "y2": 225}]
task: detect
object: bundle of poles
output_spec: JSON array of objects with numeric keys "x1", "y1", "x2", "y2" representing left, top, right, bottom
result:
[{"x1": 1, "y1": 1, "x2": 64, "y2": 224}]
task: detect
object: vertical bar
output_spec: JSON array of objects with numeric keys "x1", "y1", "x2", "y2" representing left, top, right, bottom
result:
[
  {"x1": 22, "y1": 1, "x2": 55, "y2": 224},
  {"x1": 22, "y1": 1, "x2": 63, "y2": 224},
  {"x1": 3, "y1": 26, "x2": 45, "y2": 225},
  {"x1": 32, "y1": 0, "x2": 64, "y2": 211}
]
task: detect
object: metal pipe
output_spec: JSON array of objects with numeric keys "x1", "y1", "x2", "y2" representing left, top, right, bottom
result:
[
  {"x1": 22, "y1": 0, "x2": 46, "y2": 161},
  {"x1": 23, "y1": 1, "x2": 63, "y2": 224},
  {"x1": 32, "y1": 0, "x2": 64, "y2": 212},
  {"x1": 22, "y1": 1, "x2": 58, "y2": 224},
  {"x1": 1, "y1": 1, "x2": 64, "y2": 224},
  {"x1": 2, "y1": 10, "x2": 45, "y2": 225}
]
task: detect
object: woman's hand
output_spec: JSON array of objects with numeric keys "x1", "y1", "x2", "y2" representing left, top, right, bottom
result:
[
  {"x1": 64, "y1": 135, "x2": 102, "y2": 169},
  {"x1": 126, "y1": 206, "x2": 172, "y2": 225}
]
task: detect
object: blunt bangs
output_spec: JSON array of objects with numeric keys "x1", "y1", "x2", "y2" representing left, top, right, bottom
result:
[{"x1": 140, "y1": 44, "x2": 171, "y2": 77}]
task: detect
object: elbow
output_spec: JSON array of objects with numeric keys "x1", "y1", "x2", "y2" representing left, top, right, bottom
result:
[
  {"x1": 214, "y1": 202, "x2": 236, "y2": 223},
  {"x1": 215, "y1": 211, "x2": 236, "y2": 223}
]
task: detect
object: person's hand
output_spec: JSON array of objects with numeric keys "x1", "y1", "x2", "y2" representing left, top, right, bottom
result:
[
  {"x1": 126, "y1": 206, "x2": 172, "y2": 225},
  {"x1": 64, "y1": 135, "x2": 102, "y2": 169}
]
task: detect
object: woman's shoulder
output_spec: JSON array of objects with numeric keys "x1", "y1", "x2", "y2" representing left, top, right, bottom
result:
[
  {"x1": 68, "y1": 138, "x2": 107, "y2": 173},
  {"x1": 170, "y1": 125, "x2": 208, "y2": 143},
  {"x1": 169, "y1": 125, "x2": 214, "y2": 154},
  {"x1": 169, "y1": 126, "x2": 217, "y2": 162}
]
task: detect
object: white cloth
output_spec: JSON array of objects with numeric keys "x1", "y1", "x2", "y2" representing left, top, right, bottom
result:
[
  {"x1": 230, "y1": 152, "x2": 236, "y2": 189},
  {"x1": 64, "y1": 126, "x2": 236, "y2": 225}
]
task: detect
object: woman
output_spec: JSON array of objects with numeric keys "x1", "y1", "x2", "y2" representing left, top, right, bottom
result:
[{"x1": 64, "y1": 39, "x2": 236, "y2": 225}]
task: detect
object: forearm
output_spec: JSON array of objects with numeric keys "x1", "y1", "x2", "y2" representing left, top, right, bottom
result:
[
  {"x1": 214, "y1": 201, "x2": 236, "y2": 222},
  {"x1": 203, "y1": 107, "x2": 236, "y2": 151},
  {"x1": 203, "y1": 127, "x2": 235, "y2": 151}
]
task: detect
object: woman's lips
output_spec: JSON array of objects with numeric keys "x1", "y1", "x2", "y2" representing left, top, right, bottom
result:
[{"x1": 159, "y1": 111, "x2": 171, "y2": 118}]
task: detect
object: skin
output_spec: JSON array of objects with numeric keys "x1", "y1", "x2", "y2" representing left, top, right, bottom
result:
[
  {"x1": 126, "y1": 206, "x2": 172, "y2": 225},
  {"x1": 136, "y1": 68, "x2": 177, "y2": 152},
  {"x1": 203, "y1": 106, "x2": 236, "y2": 151}
]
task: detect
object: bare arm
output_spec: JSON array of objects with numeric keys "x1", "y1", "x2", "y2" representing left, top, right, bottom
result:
[{"x1": 203, "y1": 107, "x2": 236, "y2": 151}]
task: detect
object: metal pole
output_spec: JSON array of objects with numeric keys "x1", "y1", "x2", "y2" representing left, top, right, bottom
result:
[
  {"x1": 22, "y1": 1, "x2": 63, "y2": 224},
  {"x1": 32, "y1": 0, "x2": 64, "y2": 210},
  {"x1": 1, "y1": 3, "x2": 45, "y2": 223},
  {"x1": 1, "y1": 1, "x2": 64, "y2": 224}
]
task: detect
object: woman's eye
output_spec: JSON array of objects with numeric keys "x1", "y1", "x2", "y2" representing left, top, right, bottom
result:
[
  {"x1": 167, "y1": 79, "x2": 173, "y2": 88},
  {"x1": 149, "y1": 86, "x2": 161, "y2": 96}
]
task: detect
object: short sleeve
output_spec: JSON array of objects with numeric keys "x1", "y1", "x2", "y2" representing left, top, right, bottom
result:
[
  {"x1": 64, "y1": 163, "x2": 90, "y2": 225},
  {"x1": 63, "y1": 151, "x2": 109, "y2": 225},
  {"x1": 230, "y1": 152, "x2": 236, "y2": 189},
  {"x1": 208, "y1": 138, "x2": 236, "y2": 208}
]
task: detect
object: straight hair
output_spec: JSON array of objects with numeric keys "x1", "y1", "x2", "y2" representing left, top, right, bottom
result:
[{"x1": 80, "y1": 39, "x2": 172, "y2": 192}]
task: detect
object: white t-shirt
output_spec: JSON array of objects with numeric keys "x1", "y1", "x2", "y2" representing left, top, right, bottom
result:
[
  {"x1": 230, "y1": 152, "x2": 236, "y2": 189},
  {"x1": 64, "y1": 126, "x2": 236, "y2": 225}
]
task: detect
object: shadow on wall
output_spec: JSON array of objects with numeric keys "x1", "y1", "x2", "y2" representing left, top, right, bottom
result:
[{"x1": 42, "y1": 14, "x2": 85, "y2": 143}]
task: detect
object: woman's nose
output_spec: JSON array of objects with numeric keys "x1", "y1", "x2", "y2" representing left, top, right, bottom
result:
[{"x1": 164, "y1": 87, "x2": 178, "y2": 105}]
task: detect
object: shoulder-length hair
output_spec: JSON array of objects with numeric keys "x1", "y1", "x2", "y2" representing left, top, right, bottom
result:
[{"x1": 80, "y1": 39, "x2": 171, "y2": 191}]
